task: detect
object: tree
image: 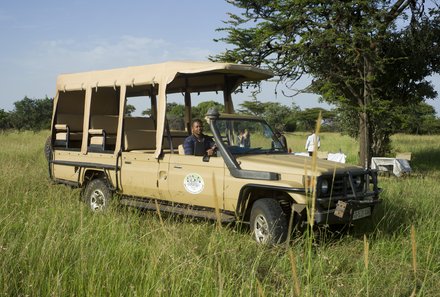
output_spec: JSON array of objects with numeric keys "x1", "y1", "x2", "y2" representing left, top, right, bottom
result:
[
  {"x1": 9, "y1": 97, "x2": 53, "y2": 130},
  {"x1": 125, "y1": 104, "x2": 136, "y2": 117},
  {"x1": 238, "y1": 100, "x2": 267, "y2": 116},
  {"x1": 296, "y1": 108, "x2": 336, "y2": 132},
  {"x1": 398, "y1": 102, "x2": 440, "y2": 134},
  {"x1": 165, "y1": 102, "x2": 185, "y2": 130},
  {"x1": 164, "y1": 101, "x2": 226, "y2": 130},
  {"x1": 213, "y1": 0, "x2": 440, "y2": 167},
  {"x1": 192, "y1": 100, "x2": 225, "y2": 120},
  {"x1": 0, "y1": 109, "x2": 11, "y2": 130},
  {"x1": 239, "y1": 100, "x2": 299, "y2": 130}
]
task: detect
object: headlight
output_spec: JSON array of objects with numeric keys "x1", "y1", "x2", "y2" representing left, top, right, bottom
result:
[{"x1": 321, "y1": 179, "x2": 329, "y2": 194}]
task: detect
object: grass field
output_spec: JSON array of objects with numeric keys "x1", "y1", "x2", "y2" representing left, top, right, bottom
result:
[{"x1": 1, "y1": 130, "x2": 439, "y2": 296}]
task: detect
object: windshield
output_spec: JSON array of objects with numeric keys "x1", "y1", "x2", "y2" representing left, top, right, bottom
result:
[{"x1": 214, "y1": 118, "x2": 286, "y2": 155}]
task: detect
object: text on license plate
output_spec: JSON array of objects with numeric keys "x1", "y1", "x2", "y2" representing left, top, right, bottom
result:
[{"x1": 352, "y1": 207, "x2": 371, "y2": 220}]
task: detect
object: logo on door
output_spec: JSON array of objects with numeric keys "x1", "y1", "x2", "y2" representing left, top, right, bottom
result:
[{"x1": 183, "y1": 173, "x2": 204, "y2": 194}]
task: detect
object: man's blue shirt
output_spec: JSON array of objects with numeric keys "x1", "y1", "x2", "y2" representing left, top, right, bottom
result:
[{"x1": 183, "y1": 134, "x2": 214, "y2": 155}]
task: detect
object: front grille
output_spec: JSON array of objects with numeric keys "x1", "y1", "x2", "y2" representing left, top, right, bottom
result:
[
  {"x1": 315, "y1": 170, "x2": 375, "y2": 210},
  {"x1": 318, "y1": 173, "x2": 366, "y2": 198},
  {"x1": 331, "y1": 177, "x2": 348, "y2": 196}
]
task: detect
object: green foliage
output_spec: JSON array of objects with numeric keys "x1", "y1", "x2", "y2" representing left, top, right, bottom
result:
[
  {"x1": 166, "y1": 102, "x2": 185, "y2": 117},
  {"x1": 166, "y1": 102, "x2": 185, "y2": 130},
  {"x1": 9, "y1": 97, "x2": 53, "y2": 131},
  {"x1": 238, "y1": 100, "x2": 267, "y2": 116},
  {"x1": 424, "y1": 118, "x2": 440, "y2": 134},
  {"x1": 283, "y1": 116, "x2": 297, "y2": 132},
  {"x1": 141, "y1": 109, "x2": 151, "y2": 117},
  {"x1": 125, "y1": 104, "x2": 136, "y2": 117},
  {"x1": 0, "y1": 109, "x2": 11, "y2": 130},
  {"x1": 213, "y1": 0, "x2": 440, "y2": 163},
  {"x1": 192, "y1": 100, "x2": 224, "y2": 120},
  {"x1": 165, "y1": 101, "x2": 226, "y2": 130},
  {"x1": 1, "y1": 131, "x2": 440, "y2": 296},
  {"x1": 397, "y1": 102, "x2": 440, "y2": 134},
  {"x1": 296, "y1": 107, "x2": 336, "y2": 132},
  {"x1": 337, "y1": 102, "x2": 440, "y2": 143},
  {"x1": 239, "y1": 100, "x2": 299, "y2": 131}
]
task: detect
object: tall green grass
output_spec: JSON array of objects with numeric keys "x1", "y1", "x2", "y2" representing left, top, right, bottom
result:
[{"x1": 1, "y1": 130, "x2": 439, "y2": 296}]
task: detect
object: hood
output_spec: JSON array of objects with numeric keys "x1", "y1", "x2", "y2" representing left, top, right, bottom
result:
[{"x1": 236, "y1": 153, "x2": 357, "y2": 176}]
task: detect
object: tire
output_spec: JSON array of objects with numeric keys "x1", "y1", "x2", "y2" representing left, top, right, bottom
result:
[
  {"x1": 44, "y1": 135, "x2": 52, "y2": 162},
  {"x1": 250, "y1": 198, "x2": 288, "y2": 244},
  {"x1": 83, "y1": 178, "x2": 112, "y2": 212}
]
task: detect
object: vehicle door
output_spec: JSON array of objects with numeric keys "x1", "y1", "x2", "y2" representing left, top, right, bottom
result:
[
  {"x1": 165, "y1": 154, "x2": 225, "y2": 209},
  {"x1": 120, "y1": 151, "x2": 160, "y2": 199}
]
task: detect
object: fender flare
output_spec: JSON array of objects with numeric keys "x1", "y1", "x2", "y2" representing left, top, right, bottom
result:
[{"x1": 236, "y1": 184, "x2": 306, "y2": 220}]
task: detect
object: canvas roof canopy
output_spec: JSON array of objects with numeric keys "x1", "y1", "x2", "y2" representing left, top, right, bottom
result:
[
  {"x1": 53, "y1": 61, "x2": 273, "y2": 157},
  {"x1": 56, "y1": 61, "x2": 273, "y2": 93}
]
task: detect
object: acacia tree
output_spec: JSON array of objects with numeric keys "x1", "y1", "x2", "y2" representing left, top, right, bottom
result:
[
  {"x1": 239, "y1": 100, "x2": 299, "y2": 130},
  {"x1": 213, "y1": 0, "x2": 440, "y2": 167},
  {"x1": 297, "y1": 107, "x2": 336, "y2": 131}
]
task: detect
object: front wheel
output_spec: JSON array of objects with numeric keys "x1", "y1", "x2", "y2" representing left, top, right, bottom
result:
[
  {"x1": 83, "y1": 178, "x2": 112, "y2": 212},
  {"x1": 250, "y1": 199, "x2": 288, "y2": 244}
]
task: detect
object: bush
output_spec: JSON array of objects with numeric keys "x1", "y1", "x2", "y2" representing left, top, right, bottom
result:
[{"x1": 284, "y1": 117, "x2": 297, "y2": 132}]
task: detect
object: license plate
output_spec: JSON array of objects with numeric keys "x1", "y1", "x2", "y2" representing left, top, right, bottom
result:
[
  {"x1": 352, "y1": 207, "x2": 371, "y2": 220},
  {"x1": 334, "y1": 201, "x2": 347, "y2": 218}
]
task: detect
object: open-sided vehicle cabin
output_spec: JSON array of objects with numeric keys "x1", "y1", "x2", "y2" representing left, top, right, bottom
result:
[{"x1": 48, "y1": 61, "x2": 381, "y2": 245}]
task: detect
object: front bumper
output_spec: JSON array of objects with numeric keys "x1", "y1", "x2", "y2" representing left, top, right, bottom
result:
[
  {"x1": 314, "y1": 197, "x2": 382, "y2": 224},
  {"x1": 312, "y1": 169, "x2": 382, "y2": 224}
]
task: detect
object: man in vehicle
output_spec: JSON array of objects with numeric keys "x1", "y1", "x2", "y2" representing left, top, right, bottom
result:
[{"x1": 183, "y1": 119, "x2": 216, "y2": 156}]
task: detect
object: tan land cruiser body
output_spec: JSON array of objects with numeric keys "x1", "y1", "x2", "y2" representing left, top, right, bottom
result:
[{"x1": 47, "y1": 61, "x2": 381, "y2": 244}]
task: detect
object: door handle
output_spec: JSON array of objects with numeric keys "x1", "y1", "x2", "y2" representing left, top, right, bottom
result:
[
  {"x1": 125, "y1": 161, "x2": 132, "y2": 164},
  {"x1": 174, "y1": 165, "x2": 183, "y2": 169}
]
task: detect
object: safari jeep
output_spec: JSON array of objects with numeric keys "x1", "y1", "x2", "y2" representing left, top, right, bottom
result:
[{"x1": 47, "y1": 61, "x2": 381, "y2": 244}]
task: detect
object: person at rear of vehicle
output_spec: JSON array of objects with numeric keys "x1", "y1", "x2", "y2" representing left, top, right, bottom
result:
[
  {"x1": 184, "y1": 119, "x2": 216, "y2": 156},
  {"x1": 305, "y1": 129, "x2": 320, "y2": 156},
  {"x1": 237, "y1": 129, "x2": 251, "y2": 147},
  {"x1": 243, "y1": 129, "x2": 250, "y2": 147},
  {"x1": 275, "y1": 130, "x2": 287, "y2": 149}
]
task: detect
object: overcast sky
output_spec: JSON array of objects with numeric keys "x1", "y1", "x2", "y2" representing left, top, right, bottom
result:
[{"x1": 1, "y1": 0, "x2": 439, "y2": 114}]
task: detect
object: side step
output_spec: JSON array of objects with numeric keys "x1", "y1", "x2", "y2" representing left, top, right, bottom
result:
[{"x1": 119, "y1": 198, "x2": 237, "y2": 223}]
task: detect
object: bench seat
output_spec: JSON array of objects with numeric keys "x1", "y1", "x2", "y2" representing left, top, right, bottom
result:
[
  {"x1": 54, "y1": 114, "x2": 84, "y2": 148},
  {"x1": 89, "y1": 115, "x2": 118, "y2": 150}
]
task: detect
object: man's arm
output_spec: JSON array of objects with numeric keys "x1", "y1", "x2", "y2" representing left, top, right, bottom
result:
[
  {"x1": 205, "y1": 136, "x2": 216, "y2": 156},
  {"x1": 183, "y1": 136, "x2": 194, "y2": 155}
]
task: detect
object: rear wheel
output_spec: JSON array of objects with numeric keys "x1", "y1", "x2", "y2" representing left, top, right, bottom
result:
[
  {"x1": 250, "y1": 198, "x2": 288, "y2": 244},
  {"x1": 83, "y1": 178, "x2": 112, "y2": 212},
  {"x1": 44, "y1": 136, "x2": 52, "y2": 162}
]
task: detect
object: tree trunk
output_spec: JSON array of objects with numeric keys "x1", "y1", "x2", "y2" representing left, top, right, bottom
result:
[
  {"x1": 358, "y1": 110, "x2": 369, "y2": 168},
  {"x1": 359, "y1": 56, "x2": 373, "y2": 168}
]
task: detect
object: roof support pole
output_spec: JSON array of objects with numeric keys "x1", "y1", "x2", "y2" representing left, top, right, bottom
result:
[
  {"x1": 81, "y1": 87, "x2": 92, "y2": 155},
  {"x1": 115, "y1": 85, "x2": 126, "y2": 154},
  {"x1": 223, "y1": 76, "x2": 234, "y2": 113},
  {"x1": 184, "y1": 90, "x2": 192, "y2": 132},
  {"x1": 150, "y1": 86, "x2": 157, "y2": 126}
]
